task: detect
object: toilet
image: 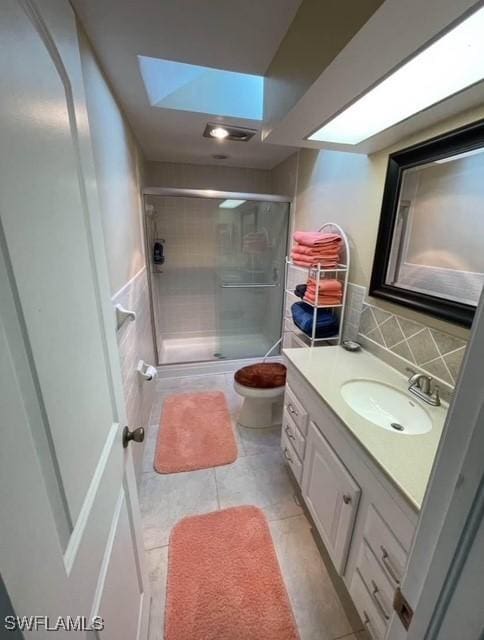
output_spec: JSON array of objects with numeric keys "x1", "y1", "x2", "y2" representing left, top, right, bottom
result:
[{"x1": 234, "y1": 362, "x2": 287, "y2": 428}]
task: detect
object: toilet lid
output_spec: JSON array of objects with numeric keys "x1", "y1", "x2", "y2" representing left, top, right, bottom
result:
[{"x1": 234, "y1": 363, "x2": 287, "y2": 389}]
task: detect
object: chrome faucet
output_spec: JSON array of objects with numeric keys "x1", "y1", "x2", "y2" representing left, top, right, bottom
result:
[{"x1": 406, "y1": 368, "x2": 441, "y2": 406}]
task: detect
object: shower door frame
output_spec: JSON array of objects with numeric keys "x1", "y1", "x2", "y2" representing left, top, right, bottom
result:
[{"x1": 142, "y1": 187, "x2": 292, "y2": 368}]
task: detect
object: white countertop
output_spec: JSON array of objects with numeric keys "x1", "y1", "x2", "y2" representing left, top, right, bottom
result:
[{"x1": 283, "y1": 346, "x2": 448, "y2": 510}]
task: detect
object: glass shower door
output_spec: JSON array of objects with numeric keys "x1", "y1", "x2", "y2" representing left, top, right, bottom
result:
[
  {"x1": 144, "y1": 192, "x2": 290, "y2": 365},
  {"x1": 215, "y1": 199, "x2": 290, "y2": 360}
]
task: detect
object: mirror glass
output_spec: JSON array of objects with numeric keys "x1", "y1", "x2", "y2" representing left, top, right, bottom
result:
[{"x1": 380, "y1": 143, "x2": 484, "y2": 319}]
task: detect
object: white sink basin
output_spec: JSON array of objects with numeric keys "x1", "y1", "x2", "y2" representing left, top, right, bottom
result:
[{"x1": 340, "y1": 379, "x2": 432, "y2": 435}]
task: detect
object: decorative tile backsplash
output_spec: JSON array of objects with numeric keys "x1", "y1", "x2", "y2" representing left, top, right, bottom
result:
[
  {"x1": 358, "y1": 301, "x2": 467, "y2": 388},
  {"x1": 342, "y1": 283, "x2": 366, "y2": 342},
  {"x1": 287, "y1": 276, "x2": 468, "y2": 392}
]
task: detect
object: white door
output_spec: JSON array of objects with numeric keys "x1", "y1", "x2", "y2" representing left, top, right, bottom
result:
[
  {"x1": 386, "y1": 288, "x2": 484, "y2": 639},
  {"x1": 0, "y1": 1, "x2": 149, "y2": 638}
]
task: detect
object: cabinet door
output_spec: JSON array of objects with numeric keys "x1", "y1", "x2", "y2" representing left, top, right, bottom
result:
[{"x1": 302, "y1": 421, "x2": 361, "y2": 574}]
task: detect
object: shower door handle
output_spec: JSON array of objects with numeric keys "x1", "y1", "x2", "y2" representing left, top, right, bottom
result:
[{"x1": 220, "y1": 283, "x2": 277, "y2": 288}]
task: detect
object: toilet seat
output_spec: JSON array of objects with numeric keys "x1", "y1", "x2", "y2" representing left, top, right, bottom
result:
[
  {"x1": 233, "y1": 363, "x2": 287, "y2": 429},
  {"x1": 234, "y1": 362, "x2": 287, "y2": 389}
]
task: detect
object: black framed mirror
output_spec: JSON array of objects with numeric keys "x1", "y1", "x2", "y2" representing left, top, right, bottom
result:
[{"x1": 370, "y1": 119, "x2": 484, "y2": 327}]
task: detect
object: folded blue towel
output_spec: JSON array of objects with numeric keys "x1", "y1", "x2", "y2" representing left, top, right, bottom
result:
[
  {"x1": 291, "y1": 302, "x2": 339, "y2": 338},
  {"x1": 294, "y1": 284, "x2": 307, "y2": 299}
]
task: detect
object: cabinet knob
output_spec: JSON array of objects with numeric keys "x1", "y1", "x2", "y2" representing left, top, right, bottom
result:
[{"x1": 343, "y1": 494, "x2": 352, "y2": 504}]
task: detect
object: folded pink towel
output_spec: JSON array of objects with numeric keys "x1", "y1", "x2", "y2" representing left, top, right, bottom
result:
[
  {"x1": 304, "y1": 293, "x2": 342, "y2": 306},
  {"x1": 291, "y1": 236, "x2": 342, "y2": 268},
  {"x1": 291, "y1": 247, "x2": 341, "y2": 260},
  {"x1": 291, "y1": 256, "x2": 338, "y2": 265},
  {"x1": 293, "y1": 231, "x2": 342, "y2": 248},
  {"x1": 291, "y1": 250, "x2": 340, "y2": 266},
  {"x1": 292, "y1": 244, "x2": 336, "y2": 256},
  {"x1": 307, "y1": 278, "x2": 342, "y2": 292}
]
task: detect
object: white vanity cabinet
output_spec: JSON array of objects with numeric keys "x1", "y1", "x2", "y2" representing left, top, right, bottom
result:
[
  {"x1": 302, "y1": 422, "x2": 361, "y2": 574},
  {"x1": 281, "y1": 363, "x2": 419, "y2": 639},
  {"x1": 280, "y1": 385, "x2": 308, "y2": 484}
]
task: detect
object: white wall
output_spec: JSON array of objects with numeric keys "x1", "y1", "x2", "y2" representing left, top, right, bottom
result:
[
  {"x1": 78, "y1": 24, "x2": 154, "y2": 476},
  {"x1": 79, "y1": 28, "x2": 145, "y2": 296}
]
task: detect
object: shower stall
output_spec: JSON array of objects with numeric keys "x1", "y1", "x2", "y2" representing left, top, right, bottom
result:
[{"x1": 143, "y1": 189, "x2": 291, "y2": 366}]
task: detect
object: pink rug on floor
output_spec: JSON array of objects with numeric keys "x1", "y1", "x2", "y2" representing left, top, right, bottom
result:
[
  {"x1": 165, "y1": 506, "x2": 300, "y2": 640},
  {"x1": 154, "y1": 391, "x2": 237, "y2": 473}
]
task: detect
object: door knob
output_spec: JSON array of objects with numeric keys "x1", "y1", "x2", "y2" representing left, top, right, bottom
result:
[{"x1": 122, "y1": 426, "x2": 145, "y2": 448}]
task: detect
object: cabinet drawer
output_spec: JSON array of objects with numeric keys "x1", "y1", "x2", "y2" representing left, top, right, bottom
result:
[
  {"x1": 284, "y1": 385, "x2": 308, "y2": 435},
  {"x1": 350, "y1": 570, "x2": 387, "y2": 640},
  {"x1": 356, "y1": 542, "x2": 394, "y2": 626},
  {"x1": 281, "y1": 430, "x2": 303, "y2": 484},
  {"x1": 302, "y1": 422, "x2": 361, "y2": 574},
  {"x1": 282, "y1": 410, "x2": 306, "y2": 461},
  {"x1": 364, "y1": 506, "x2": 407, "y2": 587}
]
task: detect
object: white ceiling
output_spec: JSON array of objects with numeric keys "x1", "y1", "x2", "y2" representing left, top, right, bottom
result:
[
  {"x1": 264, "y1": 0, "x2": 484, "y2": 154},
  {"x1": 72, "y1": 0, "x2": 302, "y2": 169}
]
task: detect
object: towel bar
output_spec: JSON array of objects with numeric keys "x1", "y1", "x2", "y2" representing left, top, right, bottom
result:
[
  {"x1": 115, "y1": 303, "x2": 136, "y2": 330},
  {"x1": 220, "y1": 283, "x2": 277, "y2": 288}
]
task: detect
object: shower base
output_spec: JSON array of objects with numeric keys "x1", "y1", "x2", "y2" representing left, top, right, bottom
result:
[{"x1": 158, "y1": 333, "x2": 274, "y2": 365}]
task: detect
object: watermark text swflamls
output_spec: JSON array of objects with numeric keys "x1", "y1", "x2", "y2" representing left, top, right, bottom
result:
[{"x1": 4, "y1": 616, "x2": 104, "y2": 632}]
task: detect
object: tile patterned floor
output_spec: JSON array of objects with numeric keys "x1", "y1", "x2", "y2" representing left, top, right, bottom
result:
[{"x1": 140, "y1": 370, "x2": 366, "y2": 640}]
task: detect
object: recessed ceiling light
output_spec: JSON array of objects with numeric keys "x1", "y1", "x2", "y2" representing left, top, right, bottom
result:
[
  {"x1": 203, "y1": 123, "x2": 257, "y2": 142},
  {"x1": 219, "y1": 199, "x2": 246, "y2": 209},
  {"x1": 210, "y1": 127, "x2": 230, "y2": 139},
  {"x1": 308, "y1": 7, "x2": 484, "y2": 145}
]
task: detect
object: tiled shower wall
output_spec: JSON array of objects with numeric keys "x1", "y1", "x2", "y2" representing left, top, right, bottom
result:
[
  {"x1": 148, "y1": 197, "x2": 267, "y2": 341},
  {"x1": 342, "y1": 283, "x2": 468, "y2": 393},
  {"x1": 149, "y1": 196, "x2": 218, "y2": 337}
]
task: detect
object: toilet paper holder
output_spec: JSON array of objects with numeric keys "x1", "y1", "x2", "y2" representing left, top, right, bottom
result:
[{"x1": 136, "y1": 360, "x2": 157, "y2": 381}]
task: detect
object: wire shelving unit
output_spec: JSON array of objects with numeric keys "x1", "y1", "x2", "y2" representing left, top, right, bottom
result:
[{"x1": 283, "y1": 222, "x2": 350, "y2": 348}]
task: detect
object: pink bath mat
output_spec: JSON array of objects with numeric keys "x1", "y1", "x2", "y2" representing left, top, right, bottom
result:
[
  {"x1": 154, "y1": 391, "x2": 237, "y2": 473},
  {"x1": 165, "y1": 506, "x2": 300, "y2": 640}
]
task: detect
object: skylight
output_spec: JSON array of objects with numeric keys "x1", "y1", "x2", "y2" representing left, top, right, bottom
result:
[
  {"x1": 308, "y1": 7, "x2": 484, "y2": 145},
  {"x1": 138, "y1": 56, "x2": 264, "y2": 120},
  {"x1": 219, "y1": 199, "x2": 246, "y2": 209}
]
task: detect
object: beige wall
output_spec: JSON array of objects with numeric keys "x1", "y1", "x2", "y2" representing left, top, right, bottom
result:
[
  {"x1": 293, "y1": 106, "x2": 484, "y2": 339},
  {"x1": 264, "y1": 0, "x2": 384, "y2": 128},
  {"x1": 145, "y1": 161, "x2": 272, "y2": 194},
  {"x1": 79, "y1": 28, "x2": 145, "y2": 296},
  {"x1": 271, "y1": 152, "x2": 299, "y2": 200}
]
